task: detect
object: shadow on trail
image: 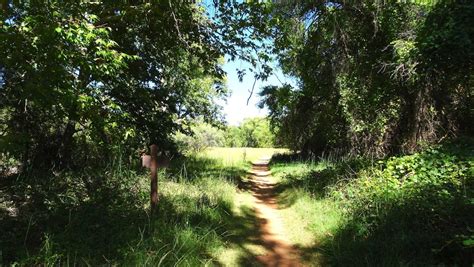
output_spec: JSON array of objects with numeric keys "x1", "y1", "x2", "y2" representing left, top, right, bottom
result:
[
  {"x1": 238, "y1": 162, "x2": 303, "y2": 266},
  {"x1": 218, "y1": 204, "x2": 266, "y2": 267},
  {"x1": 0, "y1": 155, "x2": 271, "y2": 266},
  {"x1": 266, "y1": 143, "x2": 474, "y2": 266},
  {"x1": 238, "y1": 175, "x2": 278, "y2": 207},
  {"x1": 269, "y1": 156, "x2": 369, "y2": 209}
]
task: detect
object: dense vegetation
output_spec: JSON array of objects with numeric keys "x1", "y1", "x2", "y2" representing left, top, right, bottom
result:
[
  {"x1": 270, "y1": 139, "x2": 473, "y2": 266},
  {"x1": 259, "y1": 2, "x2": 473, "y2": 265},
  {"x1": 0, "y1": 1, "x2": 272, "y2": 170},
  {"x1": 0, "y1": 147, "x2": 279, "y2": 265},
  {"x1": 174, "y1": 117, "x2": 276, "y2": 154},
  {"x1": 0, "y1": 1, "x2": 273, "y2": 265},
  {"x1": 1, "y1": 0, "x2": 472, "y2": 266},
  {"x1": 260, "y1": 0, "x2": 473, "y2": 156},
  {"x1": 224, "y1": 117, "x2": 276, "y2": 148}
]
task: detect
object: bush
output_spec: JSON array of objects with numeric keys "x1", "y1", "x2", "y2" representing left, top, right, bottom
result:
[
  {"x1": 329, "y1": 140, "x2": 474, "y2": 265},
  {"x1": 270, "y1": 139, "x2": 473, "y2": 265}
]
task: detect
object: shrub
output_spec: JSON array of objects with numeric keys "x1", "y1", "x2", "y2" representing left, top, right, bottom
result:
[{"x1": 330, "y1": 141, "x2": 473, "y2": 265}]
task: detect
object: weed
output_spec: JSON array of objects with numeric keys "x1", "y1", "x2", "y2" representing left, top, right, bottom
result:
[
  {"x1": 270, "y1": 140, "x2": 473, "y2": 266},
  {"x1": 0, "y1": 147, "x2": 283, "y2": 265}
]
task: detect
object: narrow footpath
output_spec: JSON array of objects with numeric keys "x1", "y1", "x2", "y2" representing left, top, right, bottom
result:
[{"x1": 247, "y1": 158, "x2": 302, "y2": 267}]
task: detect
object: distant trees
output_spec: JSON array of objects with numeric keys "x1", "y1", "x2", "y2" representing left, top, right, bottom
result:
[
  {"x1": 175, "y1": 117, "x2": 277, "y2": 153},
  {"x1": 174, "y1": 122, "x2": 225, "y2": 154},
  {"x1": 6, "y1": 0, "x2": 471, "y2": 166},
  {"x1": 225, "y1": 117, "x2": 276, "y2": 148},
  {"x1": 259, "y1": 0, "x2": 474, "y2": 157}
]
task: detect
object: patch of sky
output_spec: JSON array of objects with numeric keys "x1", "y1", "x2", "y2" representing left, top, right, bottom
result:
[
  {"x1": 199, "y1": 0, "x2": 298, "y2": 125},
  {"x1": 219, "y1": 55, "x2": 297, "y2": 126}
]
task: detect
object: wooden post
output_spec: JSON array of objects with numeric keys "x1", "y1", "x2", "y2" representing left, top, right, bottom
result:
[{"x1": 150, "y1": 144, "x2": 159, "y2": 211}]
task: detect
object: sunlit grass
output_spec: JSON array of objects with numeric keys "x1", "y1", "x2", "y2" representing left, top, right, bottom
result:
[
  {"x1": 203, "y1": 147, "x2": 288, "y2": 166},
  {"x1": 3, "y1": 147, "x2": 292, "y2": 266},
  {"x1": 152, "y1": 147, "x2": 288, "y2": 266},
  {"x1": 267, "y1": 161, "x2": 343, "y2": 266},
  {"x1": 269, "y1": 140, "x2": 473, "y2": 266}
]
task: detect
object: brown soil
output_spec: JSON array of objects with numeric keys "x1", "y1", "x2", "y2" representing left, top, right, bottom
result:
[{"x1": 248, "y1": 159, "x2": 303, "y2": 267}]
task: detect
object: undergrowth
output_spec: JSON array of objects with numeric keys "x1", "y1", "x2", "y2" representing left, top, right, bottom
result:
[
  {"x1": 271, "y1": 139, "x2": 473, "y2": 266},
  {"x1": 0, "y1": 147, "x2": 270, "y2": 265}
]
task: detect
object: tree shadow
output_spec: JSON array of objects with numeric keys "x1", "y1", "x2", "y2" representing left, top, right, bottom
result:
[
  {"x1": 217, "y1": 205, "x2": 267, "y2": 267},
  {"x1": 0, "y1": 156, "x2": 274, "y2": 265},
  {"x1": 269, "y1": 155, "x2": 370, "y2": 209},
  {"x1": 0, "y1": 171, "x2": 152, "y2": 264},
  {"x1": 268, "y1": 141, "x2": 474, "y2": 266},
  {"x1": 166, "y1": 155, "x2": 249, "y2": 186},
  {"x1": 299, "y1": 189, "x2": 474, "y2": 267}
]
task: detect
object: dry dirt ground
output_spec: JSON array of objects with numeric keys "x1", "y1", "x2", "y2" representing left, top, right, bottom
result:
[{"x1": 246, "y1": 158, "x2": 303, "y2": 267}]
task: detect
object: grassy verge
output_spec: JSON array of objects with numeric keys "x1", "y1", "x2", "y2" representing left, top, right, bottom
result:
[
  {"x1": 203, "y1": 147, "x2": 287, "y2": 166},
  {"x1": 270, "y1": 139, "x2": 473, "y2": 266},
  {"x1": 0, "y1": 147, "x2": 283, "y2": 266}
]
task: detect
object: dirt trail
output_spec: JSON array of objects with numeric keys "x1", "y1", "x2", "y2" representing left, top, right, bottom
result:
[{"x1": 248, "y1": 158, "x2": 302, "y2": 267}]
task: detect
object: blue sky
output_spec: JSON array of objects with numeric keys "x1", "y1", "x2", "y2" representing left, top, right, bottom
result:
[
  {"x1": 201, "y1": 0, "x2": 296, "y2": 126},
  {"x1": 220, "y1": 58, "x2": 295, "y2": 126}
]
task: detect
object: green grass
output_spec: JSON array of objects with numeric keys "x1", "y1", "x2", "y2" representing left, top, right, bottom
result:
[
  {"x1": 268, "y1": 161, "x2": 343, "y2": 265},
  {"x1": 203, "y1": 147, "x2": 288, "y2": 166},
  {"x1": 3, "y1": 143, "x2": 470, "y2": 266},
  {"x1": 269, "y1": 140, "x2": 474, "y2": 266},
  {"x1": 0, "y1": 147, "x2": 284, "y2": 266}
]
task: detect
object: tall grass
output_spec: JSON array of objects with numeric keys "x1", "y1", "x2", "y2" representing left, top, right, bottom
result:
[
  {"x1": 0, "y1": 147, "x2": 284, "y2": 266},
  {"x1": 270, "y1": 139, "x2": 473, "y2": 266},
  {"x1": 0, "y1": 148, "x2": 278, "y2": 266},
  {"x1": 203, "y1": 147, "x2": 288, "y2": 166}
]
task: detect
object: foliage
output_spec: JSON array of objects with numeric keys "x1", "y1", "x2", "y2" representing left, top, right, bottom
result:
[
  {"x1": 260, "y1": 0, "x2": 474, "y2": 156},
  {"x1": 0, "y1": 0, "x2": 274, "y2": 170},
  {"x1": 328, "y1": 141, "x2": 473, "y2": 265},
  {"x1": 0, "y1": 147, "x2": 288, "y2": 265},
  {"x1": 204, "y1": 147, "x2": 287, "y2": 166},
  {"x1": 1, "y1": 1, "x2": 472, "y2": 265},
  {"x1": 224, "y1": 117, "x2": 276, "y2": 148},
  {"x1": 270, "y1": 140, "x2": 474, "y2": 266},
  {"x1": 224, "y1": 125, "x2": 245, "y2": 147},
  {"x1": 0, "y1": 1, "x2": 279, "y2": 264},
  {"x1": 174, "y1": 121, "x2": 225, "y2": 154},
  {"x1": 173, "y1": 117, "x2": 277, "y2": 153}
]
